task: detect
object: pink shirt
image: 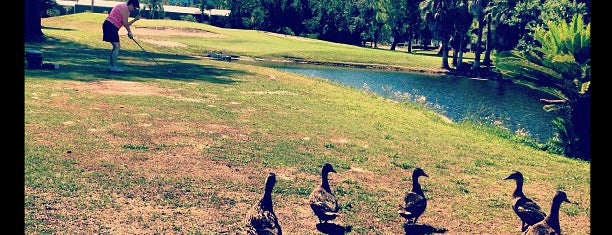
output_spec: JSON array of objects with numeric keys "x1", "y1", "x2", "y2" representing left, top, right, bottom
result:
[{"x1": 106, "y1": 3, "x2": 129, "y2": 29}]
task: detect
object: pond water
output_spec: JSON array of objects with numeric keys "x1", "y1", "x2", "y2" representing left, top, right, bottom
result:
[{"x1": 255, "y1": 62, "x2": 559, "y2": 142}]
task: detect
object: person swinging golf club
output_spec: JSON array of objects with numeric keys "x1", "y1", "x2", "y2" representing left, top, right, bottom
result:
[{"x1": 102, "y1": 0, "x2": 141, "y2": 72}]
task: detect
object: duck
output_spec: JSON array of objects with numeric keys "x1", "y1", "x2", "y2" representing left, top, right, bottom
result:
[
  {"x1": 245, "y1": 172, "x2": 282, "y2": 235},
  {"x1": 308, "y1": 162, "x2": 339, "y2": 224},
  {"x1": 523, "y1": 190, "x2": 571, "y2": 235},
  {"x1": 503, "y1": 171, "x2": 547, "y2": 232},
  {"x1": 398, "y1": 167, "x2": 429, "y2": 225}
]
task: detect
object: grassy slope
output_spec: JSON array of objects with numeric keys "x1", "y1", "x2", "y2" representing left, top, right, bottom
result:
[{"x1": 25, "y1": 13, "x2": 590, "y2": 234}]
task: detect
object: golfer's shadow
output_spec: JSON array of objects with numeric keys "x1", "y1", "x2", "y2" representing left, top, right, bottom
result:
[
  {"x1": 316, "y1": 222, "x2": 352, "y2": 235},
  {"x1": 403, "y1": 223, "x2": 448, "y2": 235}
]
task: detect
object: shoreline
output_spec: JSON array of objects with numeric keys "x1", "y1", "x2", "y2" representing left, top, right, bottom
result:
[{"x1": 211, "y1": 54, "x2": 503, "y2": 80}]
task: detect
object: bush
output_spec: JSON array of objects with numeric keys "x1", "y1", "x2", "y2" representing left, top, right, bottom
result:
[
  {"x1": 180, "y1": 14, "x2": 197, "y2": 22},
  {"x1": 278, "y1": 27, "x2": 295, "y2": 36}
]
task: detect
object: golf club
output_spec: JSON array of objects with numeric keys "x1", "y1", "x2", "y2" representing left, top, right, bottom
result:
[{"x1": 131, "y1": 38, "x2": 173, "y2": 74}]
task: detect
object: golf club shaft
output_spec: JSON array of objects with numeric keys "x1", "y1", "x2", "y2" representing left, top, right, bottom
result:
[{"x1": 132, "y1": 38, "x2": 161, "y2": 66}]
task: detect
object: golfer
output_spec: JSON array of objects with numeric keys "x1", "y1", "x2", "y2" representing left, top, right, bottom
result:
[{"x1": 102, "y1": 0, "x2": 141, "y2": 72}]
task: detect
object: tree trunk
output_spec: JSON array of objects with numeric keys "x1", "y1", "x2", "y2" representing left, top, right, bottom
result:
[
  {"x1": 451, "y1": 36, "x2": 458, "y2": 67},
  {"x1": 407, "y1": 32, "x2": 414, "y2": 53},
  {"x1": 457, "y1": 37, "x2": 464, "y2": 69},
  {"x1": 24, "y1": 0, "x2": 44, "y2": 42},
  {"x1": 407, "y1": 24, "x2": 414, "y2": 53},
  {"x1": 390, "y1": 25, "x2": 403, "y2": 51},
  {"x1": 374, "y1": 28, "x2": 379, "y2": 48},
  {"x1": 471, "y1": 18, "x2": 484, "y2": 71},
  {"x1": 422, "y1": 32, "x2": 431, "y2": 50},
  {"x1": 483, "y1": 18, "x2": 492, "y2": 66},
  {"x1": 390, "y1": 34, "x2": 398, "y2": 50},
  {"x1": 452, "y1": 48, "x2": 458, "y2": 67},
  {"x1": 441, "y1": 37, "x2": 451, "y2": 70},
  {"x1": 407, "y1": 40, "x2": 413, "y2": 53}
]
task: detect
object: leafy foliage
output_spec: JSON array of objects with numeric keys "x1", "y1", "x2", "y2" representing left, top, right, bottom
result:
[
  {"x1": 142, "y1": 0, "x2": 167, "y2": 19},
  {"x1": 495, "y1": 14, "x2": 590, "y2": 160}
]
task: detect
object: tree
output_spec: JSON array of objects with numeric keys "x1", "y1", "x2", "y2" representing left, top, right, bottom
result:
[
  {"x1": 502, "y1": 0, "x2": 541, "y2": 52},
  {"x1": 200, "y1": 0, "x2": 214, "y2": 22},
  {"x1": 227, "y1": 0, "x2": 261, "y2": 28},
  {"x1": 469, "y1": 0, "x2": 488, "y2": 70},
  {"x1": 487, "y1": 0, "x2": 518, "y2": 51},
  {"x1": 372, "y1": 0, "x2": 390, "y2": 48},
  {"x1": 539, "y1": 0, "x2": 587, "y2": 27},
  {"x1": 25, "y1": 0, "x2": 44, "y2": 42},
  {"x1": 145, "y1": 0, "x2": 165, "y2": 19},
  {"x1": 404, "y1": 0, "x2": 422, "y2": 53},
  {"x1": 259, "y1": 0, "x2": 283, "y2": 32},
  {"x1": 495, "y1": 14, "x2": 590, "y2": 160},
  {"x1": 386, "y1": 0, "x2": 408, "y2": 50},
  {"x1": 307, "y1": 0, "x2": 363, "y2": 45},
  {"x1": 283, "y1": 0, "x2": 312, "y2": 35},
  {"x1": 481, "y1": 10, "x2": 492, "y2": 65},
  {"x1": 421, "y1": 0, "x2": 453, "y2": 69},
  {"x1": 40, "y1": 0, "x2": 60, "y2": 17},
  {"x1": 450, "y1": 0, "x2": 471, "y2": 69}
]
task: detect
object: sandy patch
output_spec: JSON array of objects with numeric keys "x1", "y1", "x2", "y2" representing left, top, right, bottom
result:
[
  {"x1": 137, "y1": 38, "x2": 187, "y2": 47},
  {"x1": 62, "y1": 80, "x2": 170, "y2": 96},
  {"x1": 57, "y1": 80, "x2": 209, "y2": 103}
]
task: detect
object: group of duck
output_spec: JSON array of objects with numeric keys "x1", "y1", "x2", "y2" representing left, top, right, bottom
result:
[{"x1": 244, "y1": 163, "x2": 572, "y2": 235}]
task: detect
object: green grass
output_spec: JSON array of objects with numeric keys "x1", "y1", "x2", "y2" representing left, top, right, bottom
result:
[
  {"x1": 24, "y1": 13, "x2": 590, "y2": 234},
  {"x1": 37, "y1": 13, "x2": 445, "y2": 71}
]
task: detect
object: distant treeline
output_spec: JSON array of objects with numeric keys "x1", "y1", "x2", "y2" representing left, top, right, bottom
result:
[{"x1": 199, "y1": 0, "x2": 590, "y2": 54}]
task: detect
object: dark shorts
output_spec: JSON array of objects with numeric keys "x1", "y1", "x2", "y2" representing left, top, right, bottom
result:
[{"x1": 102, "y1": 20, "x2": 120, "y2": 42}]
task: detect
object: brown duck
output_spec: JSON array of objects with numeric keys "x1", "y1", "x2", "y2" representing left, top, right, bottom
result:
[
  {"x1": 523, "y1": 190, "x2": 571, "y2": 235},
  {"x1": 398, "y1": 167, "x2": 429, "y2": 225},
  {"x1": 504, "y1": 171, "x2": 547, "y2": 232},
  {"x1": 245, "y1": 173, "x2": 282, "y2": 235},
  {"x1": 308, "y1": 162, "x2": 339, "y2": 224}
]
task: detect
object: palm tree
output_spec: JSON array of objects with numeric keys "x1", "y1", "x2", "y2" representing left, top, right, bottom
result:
[
  {"x1": 450, "y1": 0, "x2": 471, "y2": 69},
  {"x1": 482, "y1": 10, "x2": 492, "y2": 66},
  {"x1": 469, "y1": 0, "x2": 488, "y2": 71},
  {"x1": 420, "y1": 0, "x2": 454, "y2": 70},
  {"x1": 495, "y1": 14, "x2": 590, "y2": 160}
]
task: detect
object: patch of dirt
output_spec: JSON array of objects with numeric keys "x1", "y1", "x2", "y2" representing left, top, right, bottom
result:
[
  {"x1": 64, "y1": 80, "x2": 170, "y2": 96},
  {"x1": 57, "y1": 80, "x2": 209, "y2": 103},
  {"x1": 116, "y1": 26, "x2": 225, "y2": 47},
  {"x1": 138, "y1": 38, "x2": 187, "y2": 48}
]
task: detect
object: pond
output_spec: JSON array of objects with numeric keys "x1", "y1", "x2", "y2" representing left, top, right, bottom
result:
[{"x1": 252, "y1": 62, "x2": 559, "y2": 142}]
